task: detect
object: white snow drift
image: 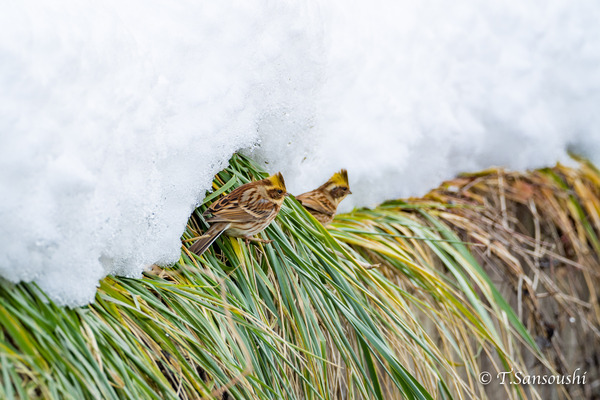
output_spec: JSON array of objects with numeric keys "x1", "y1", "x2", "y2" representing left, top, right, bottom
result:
[{"x1": 1, "y1": 0, "x2": 599, "y2": 305}]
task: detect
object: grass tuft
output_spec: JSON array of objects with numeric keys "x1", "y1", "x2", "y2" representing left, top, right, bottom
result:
[{"x1": 1, "y1": 154, "x2": 599, "y2": 399}]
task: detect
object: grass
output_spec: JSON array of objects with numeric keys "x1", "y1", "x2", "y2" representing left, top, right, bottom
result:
[{"x1": 1, "y1": 153, "x2": 599, "y2": 399}]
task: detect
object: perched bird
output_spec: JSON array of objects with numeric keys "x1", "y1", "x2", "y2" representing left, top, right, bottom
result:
[
  {"x1": 188, "y1": 172, "x2": 288, "y2": 256},
  {"x1": 296, "y1": 169, "x2": 351, "y2": 225}
]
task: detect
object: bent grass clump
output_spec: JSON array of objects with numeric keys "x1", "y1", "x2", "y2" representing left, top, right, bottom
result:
[{"x1": 1, "y1": 154, "x2": 598, "y2": 399}]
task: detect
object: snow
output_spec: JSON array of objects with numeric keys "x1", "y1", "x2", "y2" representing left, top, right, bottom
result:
[{"x1": 1, "y1": 0, "x2": 599, "y2": 305}]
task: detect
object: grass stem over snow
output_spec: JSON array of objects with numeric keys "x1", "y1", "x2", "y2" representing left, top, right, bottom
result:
[{"x1": 1, "y1": 154, "x2": 599, "y2": 399}]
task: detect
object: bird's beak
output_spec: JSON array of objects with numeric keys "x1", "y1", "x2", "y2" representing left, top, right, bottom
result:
[
  {"x1": 284, "y1": 192, "x2": 290, "y2": 197},
  {"x1": 348, "y1": 190, "x2": 353, "y2": 195}
]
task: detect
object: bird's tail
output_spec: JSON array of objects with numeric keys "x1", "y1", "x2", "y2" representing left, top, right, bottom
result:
[{"x1": 188, "y1": 223, "x2": 230, "y2": 256}]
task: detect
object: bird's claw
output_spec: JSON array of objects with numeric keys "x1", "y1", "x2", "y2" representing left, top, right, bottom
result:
[{"x1": 243, "y1": 237, "x2": 273, "y2": 245}]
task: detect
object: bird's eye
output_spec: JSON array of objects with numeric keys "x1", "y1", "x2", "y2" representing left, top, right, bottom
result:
[
  {"x1": 343, "y1": 187, "x2": 348, "y2": 191},
  {"x1": 277, "y1": 189, "x2": 283, "y2": 194}
]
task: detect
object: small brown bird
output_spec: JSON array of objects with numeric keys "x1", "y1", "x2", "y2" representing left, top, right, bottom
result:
[
  {"x1": 188, "y1": 173, "x2": 288, "y2": 256},
  {"x1": 296, "y1": 169, "x2": 351, "y2": 225}
]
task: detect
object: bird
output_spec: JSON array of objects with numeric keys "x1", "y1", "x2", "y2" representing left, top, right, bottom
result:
[
  {"x1": 188, "y1": 172, "x2": 288, "y2": 256},
  {"x1": 296, "y1": 169, "x2": 351, "y2": 225}
]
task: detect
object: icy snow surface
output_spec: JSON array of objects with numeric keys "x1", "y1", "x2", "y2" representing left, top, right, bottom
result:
[{"x1": 1, "y1": 0, "x2": 599, "y2": 305}]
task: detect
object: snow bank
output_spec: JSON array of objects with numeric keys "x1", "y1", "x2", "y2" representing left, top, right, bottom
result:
[{"x1": 1, "y1": 0, "x2": 599, "y2": 305}]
